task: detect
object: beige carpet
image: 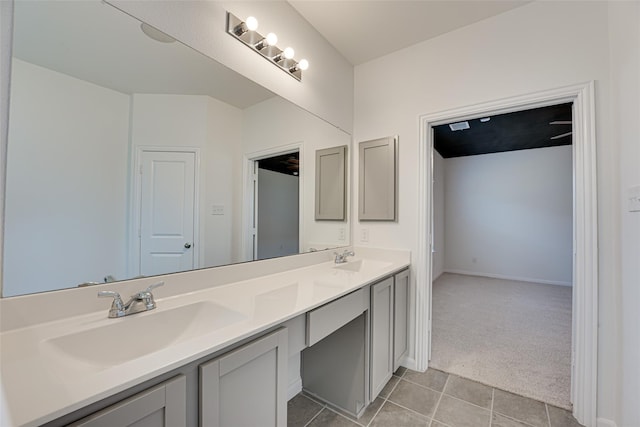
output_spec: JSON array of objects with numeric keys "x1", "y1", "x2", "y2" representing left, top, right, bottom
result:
[{"x1": 430, "y1": 273, "x2": 572, "y2": 409}]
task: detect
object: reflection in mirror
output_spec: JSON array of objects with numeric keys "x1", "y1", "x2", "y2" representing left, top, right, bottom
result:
[{"x1": 3, "y1": 0, "x2": 351, "y2": 297}]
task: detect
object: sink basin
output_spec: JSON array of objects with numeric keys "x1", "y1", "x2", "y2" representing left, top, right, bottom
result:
[
  {"x1": 44, "y1": 301, "x2": 246, "y2": 367},
  {"x1": 333, "y1": 259, "x2": 392, "y2": 273}
]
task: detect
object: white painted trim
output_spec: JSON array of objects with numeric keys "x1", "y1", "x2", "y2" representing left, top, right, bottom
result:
[
  {"x1": 444, "y1": 269, "x2": 573, "y2": 287},
  {"x1": 287, "y1": 377, "x2": 303, "y2": 401},
  {"x1": 242, "y1": 143, "x2": 304, "y2": 262},
  {"x1": 596, "y1": 418, "x2": 618, "y2": 427},
  {"x1": 129, "y1": 146, "x2": 202, "y2": 277},
  {"x1": 417, "y1": 82, "x2": 598, "y2": 427}
]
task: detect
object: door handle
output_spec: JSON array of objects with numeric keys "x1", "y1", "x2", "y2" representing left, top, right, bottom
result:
[{"x1": 184, "y1": 242, "x2": 192, "y2": 249}]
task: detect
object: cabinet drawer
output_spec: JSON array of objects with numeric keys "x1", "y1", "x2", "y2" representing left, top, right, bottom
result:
[{"x1": 307, "y1": 287, "x2": 369, "y2": 346}]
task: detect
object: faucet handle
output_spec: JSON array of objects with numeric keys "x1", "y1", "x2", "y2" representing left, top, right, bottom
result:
[
  {"x1": 143, "y1": 281, "x2": 164, "y2": 294},
  {"x1": 136, "y1": 281, "x2": 164, "y2": 310},
  {"x1": 98, "y1": 290, "x2": 125, "y2": 318}
]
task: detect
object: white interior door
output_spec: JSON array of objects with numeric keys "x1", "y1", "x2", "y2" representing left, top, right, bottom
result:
[{"x1": 140, "y1": 150, "x2": 196, "y2": 276}]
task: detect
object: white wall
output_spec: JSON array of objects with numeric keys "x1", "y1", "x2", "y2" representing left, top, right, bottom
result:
[
  {"x1": 609, "y1": 2, "x2": 640, "y2": 425},
  {"x1": 130, "y1": 94, "x2": 243, "y2": 269},
  {"x1": 354, "y1": 1, "x2": 619, "y2": 423},
  {"x1": 257, "y1": 168, "x2": 299, "y2": 259},
  {"x1": 107, "y1": 0, "x2": 354, "y2": 134},
  {"x1": 243, "y1": 97, "x2": 351, "y2": 252},
  {"x1": 3, "y1": 59, "x2": 130, "y2": 296},
  {"x1": 443, "y1": 146, "x2": 573, "y2": 286}
]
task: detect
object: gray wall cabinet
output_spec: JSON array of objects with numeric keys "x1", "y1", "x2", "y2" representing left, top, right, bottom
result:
[
  {"x1": 69, "y1": 376, "x2": 187, "y2": 427},
  {"x1": 315, "y1": 145, "x2": 347, "y2": 220},
  {"x1": 358, "y1": 136, "x2": 398, "y2": 221},
  {"x1": 200, "y1": 328, "x2": 288, "y2": 427}
]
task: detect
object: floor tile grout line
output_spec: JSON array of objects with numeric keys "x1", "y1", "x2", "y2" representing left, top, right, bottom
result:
[
  {"x1": 401, "y1": 377, "x2": 448, "y2": 395},
  {"x1": 429, "y1": 374, "x2": 449, "y2": 425},
  {"x1": 491, "y1": 410, "x2": 540, "y2": 427},
  {"x1": 490, "y1": 387, "x2": 495, "y2": 426},
  {"x1": 383, "y1": 399, "x2": 435, "y2": 424},
  {"x1": 325, "y1": 405, "x2": 367, "y2": 427},
  {"x1": 545, "y1": 403, "x2": 552, "y2": 427},
  {"x1": 302, "y1": 406, "x2": 326, "y2": 427},
  {"x1": 363, "y1": 398, "x2": 386, "y2": 427},
  {"x1": 438, "y1": 388, "x2": 494, "y2": 413}
]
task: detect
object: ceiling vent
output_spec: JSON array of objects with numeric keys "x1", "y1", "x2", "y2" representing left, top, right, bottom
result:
[{"x1": 449, "y1": 121, "x2": 470, "y2": 131}]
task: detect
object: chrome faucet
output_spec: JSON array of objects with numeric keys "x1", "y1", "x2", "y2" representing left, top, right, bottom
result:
[
  {"x1": 98, "y1": 282, "x2": 164, "y2": 318},
  {"x1": 334, "y1": 250, "x2": 355, "y2": 264}
]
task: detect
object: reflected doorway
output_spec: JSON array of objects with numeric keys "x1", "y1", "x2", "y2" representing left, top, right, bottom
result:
[{"x1": 251, "y1": 151, "x2": 301, "y2": 260}]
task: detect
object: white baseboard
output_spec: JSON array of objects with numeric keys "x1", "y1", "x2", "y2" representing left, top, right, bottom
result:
[
  {"x1": 444, "y1": 269, "x2": 572, "y2": 287},
  {"x1": 288, "y1": 377, "x2": 302, "y2": 401},
  {"x1": 597, "y1": 418, "x2": 617, "y2": 427}
]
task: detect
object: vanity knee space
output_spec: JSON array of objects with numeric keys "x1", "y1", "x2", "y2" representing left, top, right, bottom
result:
[{"x1": 300, "y1": 268, "x2": 410, "y2": 419}]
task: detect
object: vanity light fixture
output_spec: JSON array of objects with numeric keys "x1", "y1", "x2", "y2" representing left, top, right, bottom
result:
[{"x1": 226, "y1": 12, "x2": 309, "y2": 81}]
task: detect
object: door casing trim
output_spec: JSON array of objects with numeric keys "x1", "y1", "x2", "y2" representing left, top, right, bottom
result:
[{"x1": 415, "y1": 81, "x2": 598, "y2": 427}]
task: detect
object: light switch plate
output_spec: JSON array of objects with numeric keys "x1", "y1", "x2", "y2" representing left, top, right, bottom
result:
[
  {"x1": 211, "y1": 204, "x2": 225, "y2": 215},
  {"x1": 628, "y1": 185, "x2": 640, "y2": 212}
]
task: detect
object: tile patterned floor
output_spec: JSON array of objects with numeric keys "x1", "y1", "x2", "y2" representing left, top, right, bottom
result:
[{"x1": 288, "y1": 368, "x2": 584, "y2": 427}]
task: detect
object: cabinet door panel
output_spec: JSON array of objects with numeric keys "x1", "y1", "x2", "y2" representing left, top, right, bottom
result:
[
  {"x1": 200, "y1": 328, "x2": 288, "y2": 427},
  {"x1": 358, "y1": 136, "x2": 397, "y2": 221},
  {"x1": 69, "y1": 376, "x2": 186, "y2": 427},
  {"x1": 394, "y1": 269, "x2": 410, "y2": 371},
  {"x1": 370, "y1": 277, "x2": 394, "y2": 400}
]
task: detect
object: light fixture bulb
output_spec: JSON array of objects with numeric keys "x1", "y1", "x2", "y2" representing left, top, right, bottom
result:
[
  {"x1": 245, "y1": 16, "x2": 258, "y2": 31},
  {"x1": 265, "y1": 32, "x2": 278, "y2": 46},
  {"x1": 283, "y1": 47, "x2": 295, "y2": 59},
  {"x1": 298, "y1": 59, "x2": 309, "y2": 70}
]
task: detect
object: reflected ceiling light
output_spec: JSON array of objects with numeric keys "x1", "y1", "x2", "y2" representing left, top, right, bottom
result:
[
  {"x1": 140, "y1": 23, "x2": 176, "y2": 43},
  {"x1": 449, "y1": 121, "x2": 470, "y2": 131},
  {"x1": 480, "y1": 117, "x2": 491, "y2": 123},
  {"x1": 226, "y1": 12, "x2": 309, "y2": 81}
]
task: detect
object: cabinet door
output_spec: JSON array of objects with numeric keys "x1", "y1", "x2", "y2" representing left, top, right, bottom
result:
[
  {"x1": 200, "y1": 328, "x2": 288, "y2": 427},
  {"x1": 394, "y1": 269, "x2": 410, "y2": 371},
  {"x1": 370, "y1": 277, "x2": 394, "y2": 400},
  {"x1": 69, "y1": 376, "x2": 186, "y2": 427},
  {"x1": 358, "y1": 136, "x2": 397, "y2": 221},
  {"x1": 315, "y1": 145, "x2": 347, "y2": 220}
]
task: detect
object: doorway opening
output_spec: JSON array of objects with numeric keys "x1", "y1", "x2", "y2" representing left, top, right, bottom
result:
[
  {"x1": 416, "y1": 82, "x2": 598, "y2": 426},
  {"x1": 430, "y1": 103, "x2": 573, "y2": 409},
  {"x1": 244, "y1": 146, "x2": 302, "y2": 262}
]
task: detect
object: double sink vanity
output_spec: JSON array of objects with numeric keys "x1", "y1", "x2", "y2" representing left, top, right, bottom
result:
[{"x1": 0, "y1": 247, "x2": 410, "y2": 426}]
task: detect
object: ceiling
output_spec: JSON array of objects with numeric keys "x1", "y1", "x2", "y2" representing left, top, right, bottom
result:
[
  {"x1": 433, "y1": 103, "x2": 573, "y2": 158},
  {"x1": 12, "y1": 1, "x2": 275, "y2": 109},
  {"x1": 288, "y1": 0, "x2": 531, "y2": 65}
]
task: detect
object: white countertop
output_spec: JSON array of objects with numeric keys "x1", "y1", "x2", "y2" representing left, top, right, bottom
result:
[{"x1": 0, "y1": 249, "x2": 410, "y2": 427}]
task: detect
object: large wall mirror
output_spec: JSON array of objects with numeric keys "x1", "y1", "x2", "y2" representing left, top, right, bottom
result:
[{"x1": 3, "y1": 0, "x2": 351, "y2": 297}]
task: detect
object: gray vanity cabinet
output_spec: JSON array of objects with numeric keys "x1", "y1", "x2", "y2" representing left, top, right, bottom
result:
[
  {"x1": 199, "y1": 328, "x2": 288, "y2": 427},
  {"x1": 369, "y1": 276, "x2": 394, "y2": 400},
  {"x1": 69, "y1": 375, "x2": 187, "y2": 427},
  {"x1": 370, "y1": 269, "x2": 410, "y2": 400}
]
